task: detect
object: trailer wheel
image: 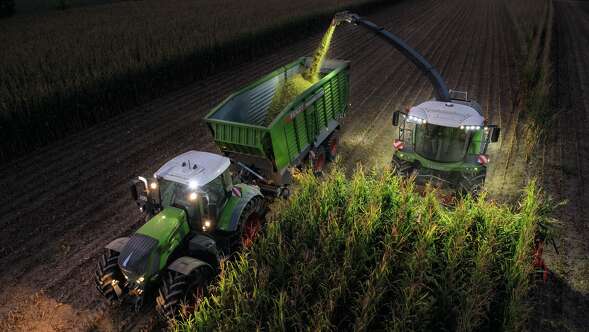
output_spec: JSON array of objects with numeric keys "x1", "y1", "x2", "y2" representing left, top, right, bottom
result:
[
  {"x1": 310, "y1": 148, "x2": 326, "y2": 174},
  {"x1": 95, "y1": 250, "x2": 124, "y2": 303},
  {"x1": 326, "y1": 132, "x2": 339, "y2": 161},
  {"x1": 156, "y1": 268, "x2": 211, "y2": 319},
  {"x1": 238, "y1": 196, "x2": 265, "y2": 249}
]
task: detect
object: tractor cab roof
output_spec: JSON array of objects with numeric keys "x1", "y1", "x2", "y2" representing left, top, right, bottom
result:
[
  {"x1": 408, "y1": 100, "x2": 484, "y2": 128},
  {"x1": 154, "y1": 151, "x2": 230, "y2": 187}
]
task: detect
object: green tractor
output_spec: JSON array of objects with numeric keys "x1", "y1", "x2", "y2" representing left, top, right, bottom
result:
[{"x1": 95, "y1": 151, "x2": 265, "y2": 317}]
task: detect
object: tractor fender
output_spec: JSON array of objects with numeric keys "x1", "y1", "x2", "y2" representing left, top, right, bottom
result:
[
  {"x1": 227, "y1": 186, "x2": 263, "y2": 232},
  {"x1": 105, "y1": 237, "x2": 129, "y2": 253},
  {"x1": 167, "y1": 256, "x2": 213, "y2": 276}
]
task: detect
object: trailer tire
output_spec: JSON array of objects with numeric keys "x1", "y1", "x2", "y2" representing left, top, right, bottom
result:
[
  {"x1": 95, "y1": 250, "x2": 124, "y2": 303},
  {"x1": 326, "y1": 132, "x2": 339, "y2": 161},
  {"x1": 156, "y1": 268, "x2": 211, "y2": 319}
]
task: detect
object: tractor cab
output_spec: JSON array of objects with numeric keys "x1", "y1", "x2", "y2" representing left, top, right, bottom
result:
[
  {"x1": 392, "y1": 93, "x2": 500, "y2": 191},
  {"x1": 131, "y1": 151, "x2": 233, "y2": 233}
]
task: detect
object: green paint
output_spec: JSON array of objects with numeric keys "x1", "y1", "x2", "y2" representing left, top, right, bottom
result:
[
  {"x1": 217, "y1": 184, "x2": 262, "y2": 231},
  {"x1": 136, "y1": 206, "x2": 190, "y2": 270}
]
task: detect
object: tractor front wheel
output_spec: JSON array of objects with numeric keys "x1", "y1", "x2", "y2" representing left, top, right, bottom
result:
[
  {"x1": 156, "y1": 268, "x2": 211, "y2": 319},
  {"x1": 95, "y1": 250, "x2": 124, "y2": 303}
]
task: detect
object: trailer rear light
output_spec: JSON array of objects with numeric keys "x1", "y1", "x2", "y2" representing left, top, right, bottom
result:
[
  {"x1": 393, "y1": 139, "x2": 404, "y2": 150},
  {"x1": 477, "y1": 154, "x2": 489, "y2": 165}
]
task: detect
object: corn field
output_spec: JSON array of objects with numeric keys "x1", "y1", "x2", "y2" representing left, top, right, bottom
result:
[
  {"x1": 171, "y1": 164, "x2": 555, "y2": 331},
  {"x1": 0, "y1": 0, "x2": 386, "y2": 162}
]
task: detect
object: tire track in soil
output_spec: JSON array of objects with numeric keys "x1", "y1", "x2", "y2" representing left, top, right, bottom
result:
[
  {"x1": 532, "y1": 2, "x2": 589, "y2": 331},
  {"x1": 0, "y1": 0, "x2": 525, "y2": 330}
]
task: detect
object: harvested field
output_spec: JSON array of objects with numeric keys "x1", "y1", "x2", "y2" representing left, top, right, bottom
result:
[
  {"x1": 0, "y1": 0, "x2": 382, "y2": 160},
  {"x1": 530, "y1": 1, "x2": 589, "y2": 330},
  {"x1": 0, "y1": 0, "x2": 581, "y2": 330}
]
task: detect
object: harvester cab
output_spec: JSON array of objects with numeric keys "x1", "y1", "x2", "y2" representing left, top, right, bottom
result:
[
  {"x1": 333, "y1": 12, "x2": 501, "y2": 194},
  {"x1": 97, "y1": 151, "x2": 265, "y2": 317},
  {"x1": 391, "y1": 92, "x2": 501, "y2": 193}
]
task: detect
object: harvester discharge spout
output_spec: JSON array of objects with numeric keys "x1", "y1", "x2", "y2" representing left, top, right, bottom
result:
[{"x1": 333, "y1": 11, "x2": 451, "y2": 102}]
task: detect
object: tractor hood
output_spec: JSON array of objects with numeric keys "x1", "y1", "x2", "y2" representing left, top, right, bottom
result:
[
  {"x1": 118, "y1": 207, "x2": 188, "y2": 279},
  {"x1": 136, "y1": 206, "x2": 187, "y2": 243}
]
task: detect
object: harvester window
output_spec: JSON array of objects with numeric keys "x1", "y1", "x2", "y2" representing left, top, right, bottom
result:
[{"x1": 414, "y1": 124, "x2": 470, "y2": 162}]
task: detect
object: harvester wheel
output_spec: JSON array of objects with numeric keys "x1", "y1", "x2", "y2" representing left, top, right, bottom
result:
[
  {"x1": 156, "y1": 268, "x2": 211, "y2": 319},
  {"x1": 392, "y1": 155, "x2": 415, "y2": 177},
  {"x1": 95, "y1": 250, "x2": 124, "y2": 303},
  {"x1": 458, "y1": 172, "x2": 486, "y2": 197},
  {"x1": 238, "y1": 196, "x2": 265, "y2": 249}
]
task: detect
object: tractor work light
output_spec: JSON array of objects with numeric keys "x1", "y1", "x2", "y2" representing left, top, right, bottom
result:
[
  {"x1": 150, "y1": 182, "x2": 157, "y2": 190},
  {"x1": 189, "y1": 192, "x2": 198, "y2": 201},
  {"x1": 460, "y1": 125, "x2": 481, "y2": 131}
]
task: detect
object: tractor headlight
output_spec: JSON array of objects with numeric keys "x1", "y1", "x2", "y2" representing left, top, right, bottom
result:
[
  {"x1": 150, "y1": 182, "x2": 157, "y2": 190},
  {"x1": 137, "y1": 276, "x2": 144, "y2": 283},
  {"x1": 189, "y1": 192, "x2": 198, "y2": 201}
]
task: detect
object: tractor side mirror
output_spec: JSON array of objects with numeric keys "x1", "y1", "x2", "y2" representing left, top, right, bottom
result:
[
  {"x1": 491, "y1": 127, "x2": 500, "y2": 142},
  {"x1": 130, "y1": 177, "x2": 149, "y2": 203},
  {"x1": 392, "y1": 111, "x2": 400, "y2": 126}
]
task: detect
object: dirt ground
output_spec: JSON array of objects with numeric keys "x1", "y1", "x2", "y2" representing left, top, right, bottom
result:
[
  {"x1": 0, "y1": 0, "x2": 583, "y2": 330},
  {"x1": 529, "y1": 1, "x2": 589, "y2": 331}
]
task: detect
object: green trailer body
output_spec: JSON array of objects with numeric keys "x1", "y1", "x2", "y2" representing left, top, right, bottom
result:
[{"x1": 204, "y1": 57, "x2": 350, "y2": 184}]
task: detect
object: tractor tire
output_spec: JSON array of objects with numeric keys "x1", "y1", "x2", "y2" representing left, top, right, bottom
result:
[
  {"x1": 95, "y1": 249, "x2": 124, "y2": 302},
  {"x1": 237, "y1": 196, "x2": 265, "y2": 250},
  {"x1": 156, "y1": 268, "x2": 211, "y2": 319}
]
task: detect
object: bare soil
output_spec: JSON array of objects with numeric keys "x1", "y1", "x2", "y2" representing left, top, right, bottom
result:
[
  {"x1": 529, "y1": 1, "x2": 589, "y2": 330},
  {"x1": 0, "y1": 0, "x2": 582, "y2": 331}
]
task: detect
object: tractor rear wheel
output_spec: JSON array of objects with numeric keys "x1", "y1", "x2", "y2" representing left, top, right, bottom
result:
[
  {"x1": 156, "y1": 268, "x2": 211, "y2": 319},
  {"x1": 238, "y1": 196, "x2": 265, "y2": 250},
  {"x1": 95, "y1": 250, "x2": 124, "y2": 302}
]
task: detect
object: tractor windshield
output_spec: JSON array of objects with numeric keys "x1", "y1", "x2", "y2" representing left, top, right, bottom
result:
[
  {"x1": 158, "y1": 180, "x2": 201, "y2": 221},
  {"x1": 414, "y1": 124, "x2": 470, "y2": 162}
]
